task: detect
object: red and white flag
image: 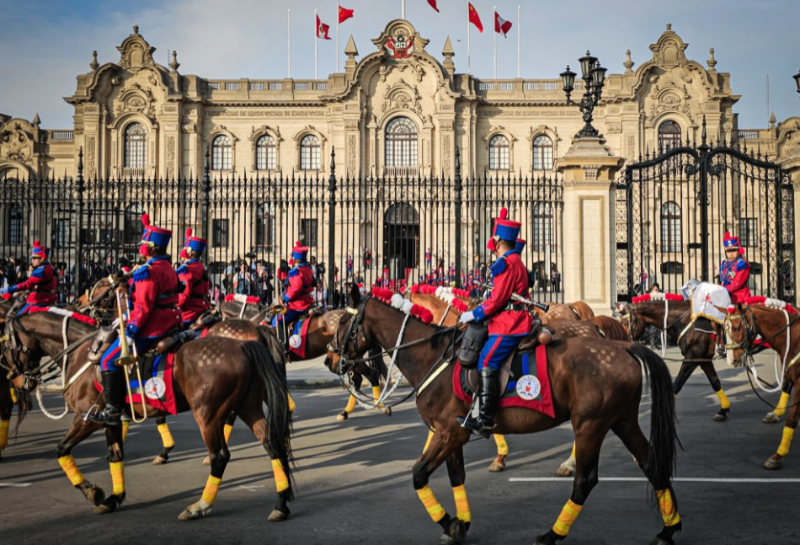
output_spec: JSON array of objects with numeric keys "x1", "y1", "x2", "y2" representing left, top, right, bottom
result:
[
  {"x1": 316, "y1": 14, "x2": 331, "y2": 40},
  {"x1": 468, "y1": 3, "x2": 483, "y2": 33},
  {"x1": 338, "y1": 5, "x2": 354, "y2": 24},
  {"x1": 495, "y1": 11, "x2": 512, "y2": 38},
  {"x1": 427, "y1": 0, "x2": 439, "y2": 12}
]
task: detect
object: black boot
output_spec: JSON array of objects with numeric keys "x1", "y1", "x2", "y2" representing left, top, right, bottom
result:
[
  {"x1": 456, "y1": 367, "x2": 499, "y2": 439},
  {"x1": 87, "y1": 370, "x2": 125, "y2": 425}
]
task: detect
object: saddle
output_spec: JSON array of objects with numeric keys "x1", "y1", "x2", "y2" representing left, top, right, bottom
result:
[
  {"x1": 693, "y1": 316, "x2": 715, "y2": 334},
  {"x1": 190, "y1": 309, "x2": 222, "y2": 331}
]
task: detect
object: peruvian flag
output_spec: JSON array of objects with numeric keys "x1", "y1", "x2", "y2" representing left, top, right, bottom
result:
[
  {"x1": 427, "y1": 0, "x2": 439, "y2": 12},
  {"x1": 316, "y1": 14, "x2": 331, "y2": 40},
  {"x1": 468, "y1": 3, "x2": 483, "y2": 33},
  {"x1": 495, "y1": 11, "x2": 512, "y2": 37},
  {"x1": 338, "y1": 5, "x2": 354, "y2": 24}
]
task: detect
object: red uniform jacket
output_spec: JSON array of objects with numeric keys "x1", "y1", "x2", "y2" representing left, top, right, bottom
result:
[
  {"x1": 719, "y1": 256, "x2": 751, "y2": 304},
  {"x1": 177, "y1": 259, "x2": 210, "y2": 324},
  {"x1": 128, "y1": 256, "x2": 182, "y2": 338},
  {"x1": 10, "y1": 262, "x2": 58, "y2": 306},
  {"x1": 283, "y1": 263, "x2": 315, "y2": 312},
  {"x1": 472, "y1": 251, "x2": 533, "y2": 336}
]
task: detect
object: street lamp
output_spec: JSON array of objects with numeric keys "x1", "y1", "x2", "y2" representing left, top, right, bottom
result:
[
  {"x1": 561, "y1": 50, "x2": 607, "y2": 139},
  {"x1": 794, "y1": 67, "x2": 800, "y2": 98}
]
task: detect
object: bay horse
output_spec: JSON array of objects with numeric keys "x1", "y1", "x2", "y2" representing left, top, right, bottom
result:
[
  {"x1": 4, "y1": 310, "x2": 294, "y2": 520},
  {"x1": 724, "y1": 302, "x2": 800, "y2": 469},
  {"x1": 621, "y1": 299, "x2": 732, "y2": 421},
  {"x1": 327, "y1": 286, "x2": 682, "y2": 545}
]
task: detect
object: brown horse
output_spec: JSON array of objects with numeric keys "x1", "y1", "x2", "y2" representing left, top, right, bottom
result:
[
  {"x1": 327, "y1": 287, "x2": 682, "y2": 545},
  {"x1": 0, "y1": 297, "x2": 32, "y2": 460},
  {"x1": 4, "y1": 310, "x2": 294, "y2": 520},
  {"x1": 724, "y1": 303, "x2": 800, "y2": 469},
  {"x1": 621, "y1": 300, "x2": 732, "y2": 421},
  {"x1": 535, "y1": 302, "x2": 594, "y2": 324}
]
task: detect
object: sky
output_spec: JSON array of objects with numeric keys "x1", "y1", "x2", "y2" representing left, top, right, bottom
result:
[{"x1": 1, "y1": 0, "x2": 799, "y2": 130}]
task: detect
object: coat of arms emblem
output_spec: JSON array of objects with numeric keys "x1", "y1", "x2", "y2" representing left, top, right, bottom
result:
[{"x1": 385, "y1": 30, "x2": 414, "y2": 60}]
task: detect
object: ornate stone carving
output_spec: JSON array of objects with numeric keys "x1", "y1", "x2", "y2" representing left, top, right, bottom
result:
[
  {"x1": 442, "y1": 134, "x2": 451, "y2": 178},
  {"x1": 626, "y1": 134, "x2": 636, "y2": 159},
  {"x1": 0, "y1": 130, "x2": 33, "y2": 164},
  {"x1": 86, "y1": 136, "x2": 96, "y2": 180},
  {"x1": 347, "y1": 134, "x2": 357, "y2": 175},
  {"x1": 166, "y1": 135, "x2": 175, "y2": 179},
  {"x1": 382, "y1": 79, "x2": 423, "y2": 117}
]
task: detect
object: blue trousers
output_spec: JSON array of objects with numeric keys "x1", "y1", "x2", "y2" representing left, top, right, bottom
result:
[
  {"x1": 100, "y1": 336, "x2": 161, "y2": 371},
  {"x1": 271, "y1": 309, "x2": 304, "y2": 328},
  {"x1": 478, "y1": 334, "x2": 526, "y2": 371}
]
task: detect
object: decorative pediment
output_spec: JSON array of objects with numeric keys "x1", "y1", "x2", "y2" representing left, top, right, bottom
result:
[
  {"x1": 372, "y1": 19, "x2": 429, "y2": 61},
  {"x1": 250, "y1": 125, "x2": 282, "y2": 142},
  {"x1": 0, "y1": 128, "x2": 34, "y2": 165},
  {"x1": 117, "y1": 25, "x2": 157, "y2": 71},
  {"x1": 649, "y1": 23, "x2": 689, "y2": 68},
  {"x1": 115, "y1": 84, "x2": 157, "y2": 118},
  {"x1": 381, "y1": 79, "x2": 423, "y2": 116}
]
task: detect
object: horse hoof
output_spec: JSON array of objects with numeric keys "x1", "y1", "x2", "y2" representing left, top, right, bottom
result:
[
  {"x1": 178, "y1": 501, "x2": 213, "y2": 521},
  {"x1": 556, "y1": 457, "x2": 576, "y2": 477},
  {"x1": 488, "y1": 454, "x2": 507, "y2": 473},
  {"x1": 93, "y1": 495, "x2": 121, "y2": 515},
  {"x1": 152, "y1": 455, "x2": 168, "y2": 465},
  {"x1": 764, "y1": 455, "x2": 783, "y2": 470},
  {"x1": 202, "y1": 456, "x2": 211, "y2": 466},
  {"x1": 763, "y1": 412, "x2": 780, "y2": 424},
  {"x1": 336, "y1": 411, "x2": 349, "y2": 422},
  {"x1": 444, "y1": 519, "x2": 467, "y2": 544},
  {"x1": 267, "y1": 509, "x2": 289, "y2": 522},
  {"x1": 383, "y1": 407, "x2": 393, "y2": 417},
  {"x1": 84, "y1": 485, "x2": 106, "y2": 507},
  {"x1": 712, "y1": 409, "x2": 729, "y2": 422}
]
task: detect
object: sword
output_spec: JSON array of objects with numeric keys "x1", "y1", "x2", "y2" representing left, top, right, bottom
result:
[{"x1": 476, "y1": 282, "x2": 550, "y2": 313}]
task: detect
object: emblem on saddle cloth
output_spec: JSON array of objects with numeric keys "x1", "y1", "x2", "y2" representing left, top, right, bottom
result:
[
  {"x1": 144, "y1": 376, "x2": 166, "y2": 400},
  {"x1": 516, "y1": 375, "x2": 541, "y2": 401}
]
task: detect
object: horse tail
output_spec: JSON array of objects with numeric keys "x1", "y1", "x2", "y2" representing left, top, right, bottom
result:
[
  {"x1": 628, "y1": 343, "x2": 681, "y2": 507},
  {"x1": 369, "y1": 346, "x2": 389, "y2": 384},
  {"x1": 257, "y1": 325, "x2": 287, "y2": 379},
  {"x1": 240, "y1": 340, "x2": 295, "y2": 501}
]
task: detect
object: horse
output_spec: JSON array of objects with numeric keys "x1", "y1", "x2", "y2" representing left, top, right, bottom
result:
[
  {"x1": 327, "y1": 286, "x2": 682, "y2": 545},
  {"x1": 621, "y1": 299, "x2": 732, "y2": 421},
  {"x1": 0, "y1": 296, "x2": 32, "y2": 460},
  {"x1": 4, "y1": 310, "x2": 295, "y2": 520},
  {"x1": 724, "y1": 302, "x2": 800, "y2": 470},
  {"x1": 535, "y1": 302, "x2": 593, "y2": 324}
]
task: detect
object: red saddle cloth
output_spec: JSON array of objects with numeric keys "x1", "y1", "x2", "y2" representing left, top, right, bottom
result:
[
  {"x1": 288, "y1": 317, "x2": 312, "y2": 360},
  {"x1": 453, "y1": 343, "x2": 555, "y2": 418},
  {"x1": 95, "y1": 353, "x2": 178, "y2": 415}
]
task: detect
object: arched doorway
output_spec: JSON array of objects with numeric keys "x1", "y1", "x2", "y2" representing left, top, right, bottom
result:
[{"x1": 383, "y1": 202, "x2": 419, "y2": 280}]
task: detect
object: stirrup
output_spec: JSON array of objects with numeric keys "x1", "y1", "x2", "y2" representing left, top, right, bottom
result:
[
  {"x1": 456, "y1": 415, "x2": 494, "y2": 439},
  {"x1": 85, "y1": 407, "x2": 122, "y2": 425}
]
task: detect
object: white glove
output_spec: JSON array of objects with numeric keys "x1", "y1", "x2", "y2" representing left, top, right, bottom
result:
[
  {"x1": 459, "y1": 311, "x2": 475, "y2": 324},
  {"x1": 111, "y1": 318, "x2": 121, "y2": 328}
]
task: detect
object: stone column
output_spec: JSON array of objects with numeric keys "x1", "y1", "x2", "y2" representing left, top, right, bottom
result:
[{"x1": 555, "y1": 136, "x2": 624, "y2": 316}]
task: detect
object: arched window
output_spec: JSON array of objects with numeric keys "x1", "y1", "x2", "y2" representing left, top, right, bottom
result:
[
  {"x1": 531, "y1": 202, "x2": 553, "y2": 250},
  {"x1": 212, "y1": 135, "x2": 232, "y2": 170},
  {"x1": 489, "y1": 135, "x2": 510, "y2": 170},
  {"x1": 300, "y1": 135, "x2": 321, "y2": 170},
  {"x1": 660, "y1": 201, "x2": 682, "y2": 252},
  {"x1": 533, "y1": 135, "x2": 553, "y2": 170},
  {"x1": 256, "y1": 203, "x2": 275, "y2": 250},
  {"x1": 256, "y1": 135, "x2": 276, "y2": 171},
  {"x1": 385, "y1": 117, "x2": 418, "y2": 167},
  {"x1": 658, "y1": 121, "x2": 682, "y2": 152},
  {"x1": 7, "y1": 203, "x2": 23, "y2": 245},
  {"x1": 124, "y1": 203, "x2": 144, "y2": 245},
  {"x1": 124, "y1": 123, "x2": 146, "y2": 169}
]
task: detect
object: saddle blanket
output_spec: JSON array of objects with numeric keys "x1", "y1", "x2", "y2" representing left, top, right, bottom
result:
[
  {"x1": 95, "y1": 353, "x2": 177, "y2": 415},
  {"x1": 691, "y1": 282, "x2": 731, "y2": 325},
  {"x1": 288, "y1": 318, "x2": 311, "y2": 360},
  {"x1": 453, "y1": 344, "x2": 555, "y2": 418}
]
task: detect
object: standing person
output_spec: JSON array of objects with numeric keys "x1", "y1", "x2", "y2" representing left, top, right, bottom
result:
[
  {"x1": 272, "y1": 241, "x2": 315, "y2": 344},
  {"x1": 210, "y1": 284, "x2": 223, "y2": 307},
  {"x1": 253, "y1": 262, "x2": 270, "y2": 304},
  {"x1": 551, "y1": 268, "x2": 562, "y2": 292},
  {"x1": 719, "y1": 231, "x2": 751, "y2": 303},
  {"x1": 87, "y1": 214, "x2": 182, "y2": 425},
  {"x1": 647, "y1": 283, "x2": 662, "y2": 350},
  {"x1": 456, "y1": 208, "x2": 532, "y2": 438},
  {"x1": 0, "y1": 241, "x2": 57, "y2": 313},
  {"x1": 346, "y1": 251, "x2": 354, "y2": 277},
  {"x1": 176, "y1": 228, "x2": 210, "y2": 329},
  {"x1": 363, "y1": 247, "x2": 372, "y2": 270},
  {"x1": 233, "y1": 262, "x2": 251, "y2": 295}
]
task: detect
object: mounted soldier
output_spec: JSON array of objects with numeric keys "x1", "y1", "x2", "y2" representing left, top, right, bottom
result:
[
  {"x1": 87, "y1": 214, "x2": 182, "y2": 425},
  {"x1": 719, "y1": 231, "x2": 751, "y2": 303},
  {"x1": 0, "y1": 240, "x2": 57, "y2": 313},
  {"x1": 177, "y1": 228, "x2": 210, "y2": 329},
  {"x1": 272, "y1": 241, "x2": 315, "y2": 346},
  {"x1": 456, "y1": 208, "x2": 532, "y2": 437}
]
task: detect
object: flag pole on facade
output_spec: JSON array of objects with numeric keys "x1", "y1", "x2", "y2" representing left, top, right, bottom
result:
[
  {"x1": 467, "y1": 12, "x2": 471, "y2": 74},
  {"x1": 517, "y1": 5, "x2": 521, "y2": 78},
  {"x1": 493, "y1": 6, "x2": 497, "y2": 79},
  {"x1": 315, "y1": 9, "x2": 318, "y2": 80},
  {"x1": 402, "y1": 0, "x2": 405, "y2": 19},
  {"x1": 288, "y1": 9, "x2": 291, "y2": 79},
  {"x1": 337, "y1": 7, "x2": 339, "y2": 72}
]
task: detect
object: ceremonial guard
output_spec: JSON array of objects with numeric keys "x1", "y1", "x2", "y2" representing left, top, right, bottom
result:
[
  {"x1": 0, "y1": 241, "x2": 57, "y2": 313},
  {"x1": 272, "y1": 241, "x2": 315, "y2": 343},
  {"x1": 719, "y1": 231, "x2": 751, "y2": 303},
  {"x1": 177, "y1": 228, "x2": 210, "y2": 329},
  {"x1": 457, "y1": 209, "x2": 532, "y2": 437},
  {"x1": 88, "y1": 215, "x2": 182, "y2": 425}
]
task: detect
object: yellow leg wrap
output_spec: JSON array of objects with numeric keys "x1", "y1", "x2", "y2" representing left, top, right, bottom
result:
[
  {"x1": 271, "y1": 459, "x2": 289, "y2": 492},
  {"x1": 493, "y1": 434, "x2": 509, "y2": 456},
  {"x1": 774, "y1": 392, "x2": 791, "y2": 417},
  {"x1": 201, "y1": 475, "x2": 222, "y2": 505},
  {"x1": 121, "y1": 421, "x2": 130, "y2": 442},
  {"x1": 10, "y1": 387, "x2": 18, "y2": 404},
  {"x1": 223, "y1": 423, "x2": 234, "y2": 444},
  {"x1": 552, "y1": 499, "x2": 583, "y2": 537},
  {"x1": 656, "y1": 489, "x2": 681, "y2": 527},
  {"x1": 58, "y1": 455, "x2": 86, "y2": 486},
  {"x1": 109, "y1": 461, "x2": 125, "y2": 495},
  {"x1": 0, "y1": 419, "x2": 9, "y2": 451},
  {"x1": 288, "y1": 392, "x2": 296, "y2": 413},
  {"x1": 777, "y1": 427, "x2": 795, "y2": 457},
  {"x1": 716, "y1": 389, "x2": 731, "y2": 410},
  {"x1": 344, "y1": 395, "x2": 357, "y2": 414},
  {"x1": 158, "y1": 423, "x2": 175, "y2": 449},
  {"x1": 416, "y1": 485, "x2": 446, "y2": 523},
  {"x1": 423, "y1": 430, "x2": 434, "y2": 454},
  {"x1": 372, "y1": 385, "x2": 383, "y2": 407},
  {"x1": 570, "y1": 442, "x2": 577, "y2": 459},
  {"x1": 452, "y1": 485, "x2": 472, "y2": 523}
]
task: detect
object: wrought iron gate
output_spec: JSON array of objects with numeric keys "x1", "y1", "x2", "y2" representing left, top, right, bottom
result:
[{"x1": 616, "y1": 119, "x2": 795, "y2": 302}]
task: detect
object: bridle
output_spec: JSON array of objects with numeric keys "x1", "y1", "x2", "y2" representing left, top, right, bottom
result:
[
  {"x1": 326, "y1": 296, "x2": 370, "y2": 376},
  {"x1": 723, "y1": 307, "x2": 759, "y2": 352}
]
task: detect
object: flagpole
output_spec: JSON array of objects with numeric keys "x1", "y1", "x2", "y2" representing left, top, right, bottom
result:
[
  {"x1": 467, "y1": 13, "x2": 471, "y2": 75},
  {"x1": 337, "y1": 5, "x2": 340, "y2": 73},
  {"x1": 315, "y1": 9, "x2": 318, "y2": 80},
  {"x1": 402, "y1": 0, "x2": 405, "y2": 19},
  {"x1": 517, "y1": 5, "x2": 521, "y2": 78},
  {"x1": 493, "y1": 5, "x2": 497, "y2": 79},
  {"x1": 288, "y1": 9, "x2": 291, "y2": 79}
]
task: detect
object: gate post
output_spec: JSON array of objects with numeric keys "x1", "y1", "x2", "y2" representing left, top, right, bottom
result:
[
  {"x1": 454, "y1": 147, "x2": 463, "y2": 288},
  {"x1": 75, "y1": 147, "x2": 85, "y2": 298},
  {"x1": 328, "y1": 148, "x2": 337, "y2": 307},
  {"x1": 698, "y1": 127, "x2": 711, "y2": 282},
  {"x1": 200, "y1": 148, "x2": 211, "y2": 266}
]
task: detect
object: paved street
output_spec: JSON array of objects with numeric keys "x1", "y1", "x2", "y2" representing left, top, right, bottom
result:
[{"x1": 2, "y1": 348, "x2": 800, "y2": 545}]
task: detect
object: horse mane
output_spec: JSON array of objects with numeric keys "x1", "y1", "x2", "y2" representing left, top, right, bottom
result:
[{"x1": 590, "y1": 315, "x2": 629, "y2": 341}]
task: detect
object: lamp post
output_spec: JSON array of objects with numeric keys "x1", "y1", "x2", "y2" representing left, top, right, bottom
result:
[{"x1": 560, "y1": 51, "x2": 607, "y2": 139}]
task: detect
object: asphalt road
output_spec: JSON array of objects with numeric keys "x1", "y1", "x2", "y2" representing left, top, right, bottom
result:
[{"x1": 2, "y1": 352, "x2": 800, "y2": 545}]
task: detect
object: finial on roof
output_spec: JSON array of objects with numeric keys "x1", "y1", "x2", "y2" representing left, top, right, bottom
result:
[
  {"x1": 623, "y1": 49, "x2": 634, "y2": 74},
  {"x1": 90, "y1": 50, "x2": 99, "y2": 71},
  {"x1": 344, "y1": 35, "x2": 358, "y2": 57},
  {"x1": 666, "y1": 23, "x2": 672, "y2": 31},
  {"x1": 442, "y1": 36, "x2": 455, "y2": 57},
  {"x1": 133, "y1": 24, "x2": 140, "y2": 35},
  {"x1": 707, "y1": 48, "x2": 717, "y2": 72},
  {"x1": 169, "y1": 50, "x2": 180, "y2": 72},
  {"x1": 32, "y1": 113, "x2": 41, "y2": 126}
]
